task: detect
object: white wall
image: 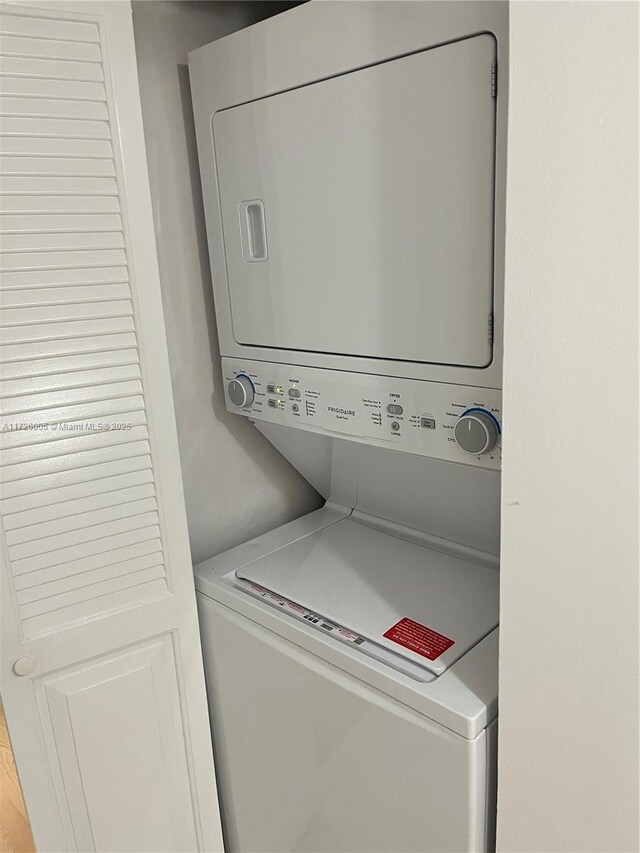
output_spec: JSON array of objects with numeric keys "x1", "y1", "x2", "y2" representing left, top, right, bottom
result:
[
  {"x1": 499, "y1": 3, "x2": 639, "y2": 851},
  {"x1": 132, "y1": 1, "x2": 321, "y2": 564}
]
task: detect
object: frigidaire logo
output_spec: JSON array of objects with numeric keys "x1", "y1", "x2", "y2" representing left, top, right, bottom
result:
[{"x1": 328, "y1": 406, "x2": 356, "y2": 416}]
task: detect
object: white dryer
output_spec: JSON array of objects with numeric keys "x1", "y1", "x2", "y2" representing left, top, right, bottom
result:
[{"x1": 195, "y1": 507, "x2": 498, "y2": 853}]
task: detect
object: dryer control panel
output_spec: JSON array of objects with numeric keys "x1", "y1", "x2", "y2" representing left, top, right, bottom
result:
[{"x1": 222, "y1": 358, "x2": 501, "y2": 469}]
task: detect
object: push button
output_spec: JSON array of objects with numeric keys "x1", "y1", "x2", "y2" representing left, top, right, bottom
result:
[
  {"x1": 387, "y1": 404, "x2": 403, "y2": 415},
  {"x1": 391, "y1": 421, "x2": 400, "y2": 432},
  {"x1": 420, "y1": 417, "x2": 436, "y2": 429},
  {"x1": 288, "y1": 388, "x2": 301, "y2": 398}
]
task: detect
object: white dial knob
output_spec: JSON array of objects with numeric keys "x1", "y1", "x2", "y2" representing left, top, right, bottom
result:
[
  {"x1": 228, "y1": 375, "x2": 255, "y2": 408},
  {"x1": 454, "y1": 410, "x2": 499, "y2": 455}
]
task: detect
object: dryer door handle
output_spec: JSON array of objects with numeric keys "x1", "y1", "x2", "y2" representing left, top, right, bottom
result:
[{"x1": 239, "y1": 199, "x2": 268, "y2": 262}]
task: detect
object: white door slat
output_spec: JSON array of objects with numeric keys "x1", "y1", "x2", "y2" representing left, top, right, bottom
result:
[
  {"x1": 0, "y1": 461, "x2": 153, "y2": 515},
  {"x1": 0, "y1": 283, "x2": 130, "y2": 309},
  {"x1": 8, "y1": 500, "x2": 158, "y2": 550},
  {"x1": 0, "y1": 424, "x2": 149, "y2": 471},
  {"x1": 19, "y1": 565, "x2": 165, "y2": 618},
  {"x1": 8, "y1": 496, "x2": 158, "y2": 547},
  {"x1": 0, "y1": 250, "x2": 126, "y2": 273},
  {"x1": 20, "y1": 567, "x2": 165, "y2": 624},
  {"x1": 0, "y1": 135, "x2": 112, "y2": 157},
  {"x1": 0, "y1": 96, "x2": 108, "y2": 120},
  {"x1": 12, "y1": 537, "x2": 162, "y2": 590},
  {"x1": 0, "y1": 316, "x2": 134, "y2": 345},
  {"x1": 0, "y1": 35, "x2": 101, "y2": 63},
  {"x1": 0, "y1": 231, "x2": 124, "y2": 253},
  {"x1": 0, "y1": 175, "x2": 116, "y2": 195},
  {"x1": 0, "y1": 231, "x2": 123, "y2": 253},
  {"x1": 17, "y1": 552, "x2": 164, "y2": 604},
  {"x1": 0, "y1": 75, "x2": 105, "y2": 102},
  {"x1": 1, "y1": 156, "x2": 115, "y2": 177},
  {"x1": 21, "y1": 578, "x2": 168, "y2": 637},
  {"x1": 1, "y1": 407, "x2": 145, "y2": 454},
  {"x1": 0, "y1": 194, "x2": 119, "y2": 213},
  {"x1": 0, "y1": 213, "x2": 121, "y2": 233},
  {"x1": 1, "y1": 115, "x2": 110, "y2": 138},
  {"x1": 1, "y1": 424, "x2": 147, "y2": 473},
  {"x1": 4, "y1": 481, "x2": 156, "y2": 532},
  {"x1": 11, "y1": 523, "x2": 161, "y2": 575},
  {"x1": 1, "y1": 331, "x2": 137, "y2": 363},
  {"x1": 0, "y1": 346, "x2": 139, "y2": 382},
  {"x1": 0, "y1": 394, "x2": 143, "y2": 436},
  {"x1": 0, "y1": 362, "x2": 140, "y2": 399},
  {"x1": 0, "y1": 411, "x2": 147, "y2": 459},
  {"x1": 0, "y1": 297, "x2": 132, "y2": 325},
  {"x1": 0, "y1": 264, "x2": 127, "y2": 289},
  {"x1": 0, "y1": 438, "x2": 150, "y2": 485},
  {"x1": 0, "y1": 54, "x2": 104, "y2": 81},
  {"x1": 0, "y1": 14, "x2": 99, "y2": 44},
  {"x1": 0, "y1": 378, "x2": 142, "y2": 417},
  {"x1": 1, "y1": 398, "x2": 143, "y2": 437}
]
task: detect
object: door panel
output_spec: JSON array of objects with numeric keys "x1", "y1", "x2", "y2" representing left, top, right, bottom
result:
[
  {"x1": 39, "y1": 637, "x2": 197, "y2": 853},
  {"x1": 214, "y1": 35, "x2": 496, "y2": 368},
  {"x1": 0, "y1": 3, "x2": 222, "y2": 850}
]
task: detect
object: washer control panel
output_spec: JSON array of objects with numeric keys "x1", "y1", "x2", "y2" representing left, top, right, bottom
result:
[{"x1": 222, "y1": 358, "x2": 502, "y2": 469}]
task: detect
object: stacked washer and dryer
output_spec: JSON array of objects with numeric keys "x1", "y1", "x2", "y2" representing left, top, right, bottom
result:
[{"x1": 189, "y1": 3, "x2": 507, "y2": 851}]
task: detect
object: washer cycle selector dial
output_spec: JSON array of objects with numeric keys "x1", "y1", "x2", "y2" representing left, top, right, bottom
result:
[
  {"x1": 454, "y1": 409, "x2": 499, "y2": 455},
  {"x1": 228, "y1": 375, "x2": 255, "y2": 408}
]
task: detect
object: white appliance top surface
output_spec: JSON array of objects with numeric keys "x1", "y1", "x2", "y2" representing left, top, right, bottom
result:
[{"x1": 237, "y1": 518, "x2": 499, "y2": 676}]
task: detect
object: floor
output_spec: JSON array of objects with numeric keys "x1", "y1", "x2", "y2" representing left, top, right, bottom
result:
[{"x1": 0, "y1": 706, "x2": 34, "y2": 853}]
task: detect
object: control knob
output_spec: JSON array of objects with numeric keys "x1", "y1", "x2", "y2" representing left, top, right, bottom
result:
[
  {"x1": 454, "y1": 410, "x2": 499, "y2": 455},
  {"x1": 228, "y1": 375, "x2": 255, "y2": 408}
]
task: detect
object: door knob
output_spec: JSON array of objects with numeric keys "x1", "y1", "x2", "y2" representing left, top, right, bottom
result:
[{"x1": 12, "y1": 655, "x2": 35, "y2": 677}]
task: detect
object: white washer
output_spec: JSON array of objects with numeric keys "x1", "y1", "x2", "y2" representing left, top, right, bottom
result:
[{"x1": 195, "y1": 507, "x2": 498, "y2": 853}]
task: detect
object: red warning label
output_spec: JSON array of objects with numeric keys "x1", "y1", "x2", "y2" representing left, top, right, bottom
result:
[{"x1": 383, "y1": 617, "x2": 454, "y2": 661}]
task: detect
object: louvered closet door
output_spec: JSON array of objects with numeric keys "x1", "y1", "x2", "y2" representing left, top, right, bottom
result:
[{"x1": 0, "y1": 3, "x2": 223, "y2": 851}]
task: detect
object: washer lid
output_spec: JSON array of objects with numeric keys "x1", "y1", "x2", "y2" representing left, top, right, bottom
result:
[{"x1": 236, "y1": 518, "x2": 498, "y2": 676}]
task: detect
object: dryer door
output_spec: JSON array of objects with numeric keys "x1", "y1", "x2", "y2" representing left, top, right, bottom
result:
[{"x1": 213, "y1": 34, "x2": 496, "y2": 368}]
